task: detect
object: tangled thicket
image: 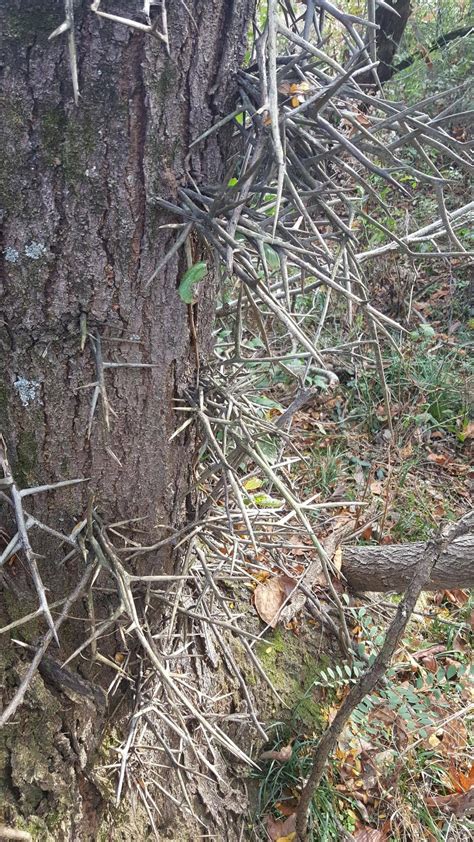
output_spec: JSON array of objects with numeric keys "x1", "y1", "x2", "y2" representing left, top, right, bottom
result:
[{"x1": 1, "y1": 1, "x2": 473, "y2": 838}]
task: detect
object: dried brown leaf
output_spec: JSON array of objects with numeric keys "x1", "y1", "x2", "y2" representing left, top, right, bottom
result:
[
  {"x1": 425, "y1": 788, "x2": 474, "y2": 817},
  {"x1": 260, "y1": 743, "x2": 292, "y2": 763},
  {"x1": 265, "y1": 812, "x2": 296, "y2": 841},
  {"x1": 254, "y1": 577, "x2": 285, "y2": 627},
  {"x1": 352, "y1": 826, "x2": 388, "y2": 841}
]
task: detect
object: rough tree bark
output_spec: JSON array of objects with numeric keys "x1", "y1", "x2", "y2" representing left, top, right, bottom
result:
[
  {"x1": 360, "y1": 0, "x2": 412, "y2": 86},
  {"x1": 342, "y1": 535, "x2": 474, "y2": 592},
  {"x1": 0, "y1": 1, "x2": 254, "y2": 838},
  {"x1": 375, "y1": 0, "x2": 412, "y2": 84}
]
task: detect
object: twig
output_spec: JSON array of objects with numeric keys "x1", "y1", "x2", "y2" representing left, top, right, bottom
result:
[{"x1": 0, "y1": 564, "x2": 95, "y2": 727}]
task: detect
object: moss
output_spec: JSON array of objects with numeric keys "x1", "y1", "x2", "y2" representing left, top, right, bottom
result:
[
  {"x1": 154, "y1": 58, "x2": 178, "y2": 101},
  {"x1": 61, "y1": 111, "x2": 98, "y2": 185},
  {"x1": 2, "y1": 590, "x2": 39, "y2": 643},
  {"x1": 15, "y1": 430, "x2": 38, "y2": 488},
  {"x1": 255, "y1": 627, "x2": 329, "y2": 728},
  {"x1": 0, "y1": 100, "x2": 28, "y2": 211},
  {"x1": 39, "y1": 103, "x2": 108, "y2": 195},
  {"x1": 39, "y1": 106, "x2": 68, "y2": 165},
  {"x1": 5, "y1": 4, "x2": 59, "y2": 41}
]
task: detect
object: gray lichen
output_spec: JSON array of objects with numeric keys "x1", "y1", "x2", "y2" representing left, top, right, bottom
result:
[
  {"x1": 4, "y1": 246, "x2": 20, "y2": 263},
  {"x1": 13, "y1": 377, "x2": 41, "y2": 407},
  {"x1": 24, "y1": 241, "x2": 47, "y2": 260}
]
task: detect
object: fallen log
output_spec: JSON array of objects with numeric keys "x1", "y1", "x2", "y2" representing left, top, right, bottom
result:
[{"x1": 342, "y1": 536, "x2": 474, "y2": 592}]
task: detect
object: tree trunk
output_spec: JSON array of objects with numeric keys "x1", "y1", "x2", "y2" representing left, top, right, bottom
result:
[
  {"x1": 0, "y1": 0, "x2": 252, "y2": 553},
  {"x1": 342, "y1": 535, "x2": 474, "y2": 592},
  {"x1": 360, "y1": 0, "x2": 412, "y2": 86},
  {"x1": 0, "y1": 1, "x2": 254, "y2": 837}
]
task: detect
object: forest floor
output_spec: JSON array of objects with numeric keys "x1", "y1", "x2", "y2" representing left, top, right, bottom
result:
[
  {"x1": 234, "y1": 209, "x2": 473, "y2": 840},
  {"x1": 246, "y1": 259, "x2": 473, "y2": 842}
]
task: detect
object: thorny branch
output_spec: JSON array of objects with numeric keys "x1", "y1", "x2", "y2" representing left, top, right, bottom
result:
[{"x1": 2, "y1": 0, "x2": 472, "y2": 833}]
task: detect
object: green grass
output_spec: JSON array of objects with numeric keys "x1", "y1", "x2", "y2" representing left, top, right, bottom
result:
[
  {"x1": 306, "y1": 444, "x2": 347, "y2": 497},
  {"x1": 252, "y1": 729, "x2": 359, "y2": 840},
  {"x1": 346, "y1": 337, "x2": 471, "y2": 437}
]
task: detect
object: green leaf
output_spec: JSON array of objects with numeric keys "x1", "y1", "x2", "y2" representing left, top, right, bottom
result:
[
  {"x1": 250, "y1": 394, "x2": 284, "y2": 410},
  {"x1": 446, "y1": 663, "x2": 459, "y2": 680},
  {"x1": 263, "y1": 243, "x2": 280, "y2": 270},
  {"x1": 398, "y1": 705, "x2": 414, "y2": 722},
  {"x1": 243, "y1": 476, "x2": 263, "y2": 491},
  {"x1": 178, "y1": 262, "x2": 207, "y2": 303},
  {"x1": 419, "y1": 323, "x2": 436, "y2": 338},
  {"x1": 258, "y1": 435, "x2": 279, "y2": 464},
  {"x1": 253, "y1": 493, "x2": 284, "y2": 509}
]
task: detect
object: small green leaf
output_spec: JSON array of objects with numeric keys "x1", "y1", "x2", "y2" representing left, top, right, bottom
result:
[
  {"x1": 178, "y1": 262, "x2": 207, "y2": 303},
  {"x1": 263, "y1": 243, "x2": 280, "y2": 270},
  {"x1": 258, "y1": 435, "x2": 279, "y2": 463},
  {"x1": 250, "y1": 395, "x2": 284, "y2": 410},
  {"x1": 243, "y1": 476, "x2": 263, "y2": 491},
  {"x1": 253, "y1": 493, "x2": 284, "y2": 508},
  {"x1": 398, "y1": 705, "x2": 413, "y2": 722},
  {"x1": 446, "y1": 663, "x2": 459, "y2": 680}
]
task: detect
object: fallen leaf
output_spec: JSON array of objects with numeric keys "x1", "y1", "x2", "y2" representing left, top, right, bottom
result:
[
  {"x1": 413, "y1": 644, "x2": 445, "y2": 661},
  {"x1": 425, "y1": 788, "x2": 474, "y2": 817},
  {"x1": 421, "y1": 655, "x2": 438, "y2": 672},
  {"x1": 243, "y1": 476, "x2": 263, "y2": 491},
  {"x1": 279, "y1": 574, "x2": 297, "y2": 598},
  {"x1": 254, "y1": 578, "x2": 285, "y2": 627},
  {"x1": 370, "y1": 480, "x2": 383, "y2": 495},
  {"x1": 275, "y1": 799, "x2": 298, "y2": 817},
  {"x1": 260, "y1": 743, "x2": 293, "y2": 763},
  {"x1": 353, "y1": 826, "x2": 388, "y2": 841},
  {"x1": 443, "y1": 589, "x2": 469, "y2": 606},
  {"x1": 427, "y1": 452, "x2": 449, "y2": 465},
  {"x1": 266, "y1": 812, "x2": 296, "y2": 842},
  {"x1": 399, "y1": 441, "x2": 413, "y2": 459},
  {"x1": 333, "y1": 545, "x2": 343, "y2": 573},
  {"x1": 354, "y1": 111, "x2": 372, "y2": 126},
  {"x1": 438, "y1": 716, "x2": 468, "y2": 756},
  {"x1": 448, "y1": 762, "x2": 474, "y2": 793}
]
